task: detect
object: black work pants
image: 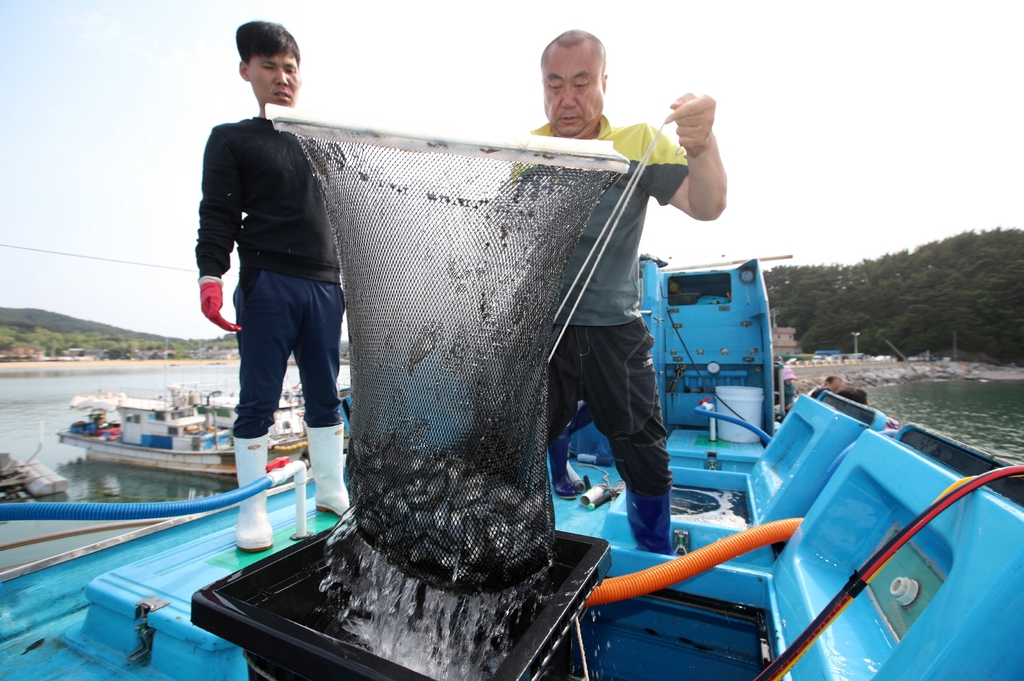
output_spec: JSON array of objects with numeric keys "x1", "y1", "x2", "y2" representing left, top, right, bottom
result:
[{"x1": 547, "y1": 318, "x2": 672, "y2": 496}]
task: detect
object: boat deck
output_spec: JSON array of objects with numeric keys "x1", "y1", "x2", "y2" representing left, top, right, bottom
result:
[
  {"x1": 0, "y1": 452, "x2": 678, "y2": 681},
  {"x1": 0, "y1": 486, "x2": 335, "y2": 680},
  {"x1": 9, "y1": 409, "x2": 1024, "y2": 680}
]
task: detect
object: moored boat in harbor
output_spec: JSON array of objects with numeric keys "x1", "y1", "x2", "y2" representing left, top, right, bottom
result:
[
  {"x1": 0, "y1": 451, "x2": 69, "y2": 502},
  {"x1": 57, "y1": 384, "x2": 309, "y2": 476}
]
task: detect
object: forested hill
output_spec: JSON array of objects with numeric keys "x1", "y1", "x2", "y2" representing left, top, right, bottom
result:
[
  {"x1": 764, "y1": 228, "x2": 1024, "y2": 364},
  {"x1": 0, "y1": 308, "x2": 175, "y2": 342},
  {"x1": 0, "y1": 308, "x2": 238, "y2": 358}
]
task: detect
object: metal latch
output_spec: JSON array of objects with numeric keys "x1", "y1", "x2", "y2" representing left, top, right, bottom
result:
[
  {"x1": 128, "y1": 595, "x2": 170, "y2": 662},
  {"x1": 705, "y1": 452, "x2": 719, "y2": 471},
  {"x1": 673, "y1": 529, "x2": 690, "y2": 555}
]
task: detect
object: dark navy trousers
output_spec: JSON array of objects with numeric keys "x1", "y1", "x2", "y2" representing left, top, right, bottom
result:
[
  {"x1": 547, "y1": 318, "x2": 672, "y2": 497},
  {"x1": 233, "y1": 269, "x2": 345, "y2": 439}
]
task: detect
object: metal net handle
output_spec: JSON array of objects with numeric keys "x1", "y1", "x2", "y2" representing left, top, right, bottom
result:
[{"x1": 548, "y1": 122, "x2": 669, "y2": 362}]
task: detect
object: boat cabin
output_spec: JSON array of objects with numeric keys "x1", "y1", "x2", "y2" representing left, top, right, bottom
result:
[{"x1": 120, "y1": 400, "x2": 219, "y2": 452}]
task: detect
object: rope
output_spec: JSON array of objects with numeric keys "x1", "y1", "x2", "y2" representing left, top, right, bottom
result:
[
  {"x1": 548, "y1": 122, "x2": 670, "y2": 363},
  {"x1": 577, "y1": 461, "x2": 626, "y2": 500},
  {"x1": 574, "y1": 617, "x2": 590, "y2": 681},
  {"x1": 243, "y1": 651, "x2": 279, "y2": 681}
]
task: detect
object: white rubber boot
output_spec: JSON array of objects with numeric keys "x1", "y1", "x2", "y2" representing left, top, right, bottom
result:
[
  {"x1": 306, "y1": 424, "x2": 350, "y2": 516},
  {"x1": 233, "y1": 434, "x2": 273, "y2": 552}
]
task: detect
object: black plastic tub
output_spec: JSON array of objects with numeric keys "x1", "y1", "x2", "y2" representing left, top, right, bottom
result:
[{"x1": 192, "y1": 529, "x2": 610, "y2": 681}]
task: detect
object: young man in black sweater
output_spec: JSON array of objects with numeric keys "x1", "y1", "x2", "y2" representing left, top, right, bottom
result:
[{"x1": 196, "y1": 21, "x2": 347, "y2": 551}]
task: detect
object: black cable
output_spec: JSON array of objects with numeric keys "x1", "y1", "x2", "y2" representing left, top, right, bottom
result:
[{"x1": 665, "y1": 307, "x2": 744, "y2": 421}]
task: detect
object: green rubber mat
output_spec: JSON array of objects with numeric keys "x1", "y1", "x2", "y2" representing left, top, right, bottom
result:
[
  {"x1": 694, "y1": 435, "x2": 733, "y2": 448},
  {"x1": 206, "y1": 512, "x2": 341, "y2": 570}
]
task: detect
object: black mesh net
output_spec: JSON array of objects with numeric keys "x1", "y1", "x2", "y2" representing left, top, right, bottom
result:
[{"x1": 286, "y1": 122, "x2": 620, "y2": 593}]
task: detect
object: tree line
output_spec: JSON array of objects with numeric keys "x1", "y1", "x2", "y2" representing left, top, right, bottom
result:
[
  {"x1": 0, "y1": 308, "x2": 235, "y2": 359},
  {"x1": 764, "y1": 228, "x2": 1024, "y2": 364},
  {"x1": 6, "y1": 229, "x2": 1022, "y2": 363}
]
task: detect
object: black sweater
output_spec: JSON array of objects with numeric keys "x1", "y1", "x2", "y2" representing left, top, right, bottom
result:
[{"x1": 196, "y1": 118, "x2": 340, "y2": 283}]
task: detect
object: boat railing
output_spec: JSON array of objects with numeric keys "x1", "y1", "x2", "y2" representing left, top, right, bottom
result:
[
  {"x1": 167, "y1": 383, "x2": 237, "y2": 408},
  {"x1": 113, "y1": 387, "x2": 172, "y2": 406}
]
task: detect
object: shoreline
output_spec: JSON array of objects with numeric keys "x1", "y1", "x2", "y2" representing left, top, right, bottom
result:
[
  {"x1": 788, "y1": 361, "x2": 1024, "y2": 393},
  {"x1": 0, "y1": 359, "x2": 242, "y2": 372},
  {"x1": 2, "y1": 358, "x2": 1020, "y2": 388},
  {"x1": 0, "y1": 358, "x2": 352, "y2": 373}
]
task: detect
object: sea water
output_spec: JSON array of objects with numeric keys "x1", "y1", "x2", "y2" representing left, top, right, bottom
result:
[
  {"x1": 0, "y1": 363, "x2": 350, "y2": 501},
  {"x1": 2, "y1": 366, "x2": 1020, "y2": 496},
  {"x1": 1, "y1": 366, "x2": 1019, "y2": 491},
  {"x1": 0, "y1": 363, "x2": 351, "y2": 568},
  {"x1": 869, "y1": 380, "x2": 1024, "y2": 464}
]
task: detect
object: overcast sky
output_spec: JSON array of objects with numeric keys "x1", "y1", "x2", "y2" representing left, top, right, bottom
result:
[{"x1": 1, "y1": 1, "x2": 1021, "y2": 340}]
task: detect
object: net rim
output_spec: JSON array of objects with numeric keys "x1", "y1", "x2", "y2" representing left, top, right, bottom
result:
[{"x1": 266, "y1": 104, "x2": 630, "y2": 173}]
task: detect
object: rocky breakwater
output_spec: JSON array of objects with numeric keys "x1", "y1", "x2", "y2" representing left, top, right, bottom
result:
[{"x1": 789, "y1": 361, "x2": 1024, "y2": 394}]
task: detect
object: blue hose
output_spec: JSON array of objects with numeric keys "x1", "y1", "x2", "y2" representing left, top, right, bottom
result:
[
  {"x1": 692, "y1": 407, "x2": 773, "y2": 445},
  {"x1": 817, "y1": 446, "x2": 852, "y2": 497},
  {"x1": 0, "y1": 477, "x2": 273, "y2": 521}
]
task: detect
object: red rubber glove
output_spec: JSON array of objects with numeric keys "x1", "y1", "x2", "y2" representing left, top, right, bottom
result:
[{"x1": 199, "y1": 277, "x2": 242, "y2": 332}]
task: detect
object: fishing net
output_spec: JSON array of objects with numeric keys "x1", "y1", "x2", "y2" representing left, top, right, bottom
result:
[{"x1": 273, "y1": 109, "x2": 626, "y2": 593}]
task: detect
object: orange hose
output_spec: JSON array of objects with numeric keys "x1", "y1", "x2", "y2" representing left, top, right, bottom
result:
[{"x1": 586, "y1": 518, "x2": 802, "y2": 606}]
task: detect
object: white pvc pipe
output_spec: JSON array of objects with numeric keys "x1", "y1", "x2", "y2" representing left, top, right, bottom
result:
[
  {"x1": 266, "y1": 460, "x2": 310, "y2": 539},
  {"x1": 293, "y1": 464, "x2": 307, "y2": 539}
]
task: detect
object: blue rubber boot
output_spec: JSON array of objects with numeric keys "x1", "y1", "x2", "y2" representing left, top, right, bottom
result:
[
  {"x1": 548, "y1": 430, "x2": 578, "y2": 500},
  {"x1": 626, "y1": 489, "x2": 676, "y2": 555}
]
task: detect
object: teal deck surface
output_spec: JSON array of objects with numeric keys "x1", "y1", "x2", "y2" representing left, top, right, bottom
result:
[
  {"x1": 0, "y1": 486, "x2": 337, "y2": 680},
  {"x1": 4, "y1": 421, "x2": 1024, "y2": 680}
]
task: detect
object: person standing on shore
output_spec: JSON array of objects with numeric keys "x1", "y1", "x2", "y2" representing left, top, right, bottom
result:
[
  {"x1": 195, "y1": 21, "x2": 348, "y2": 552},
  {"x1": 536, "y1": 30, "x2": 727, "y2": 554}
]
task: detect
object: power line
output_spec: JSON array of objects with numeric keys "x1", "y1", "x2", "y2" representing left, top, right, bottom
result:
[
  {"x1": 1, "y1": 242, "x2": 194, "y2": 272},
  {"x1": 0, "y1": 243, "x2": 235, "y2": 278}
]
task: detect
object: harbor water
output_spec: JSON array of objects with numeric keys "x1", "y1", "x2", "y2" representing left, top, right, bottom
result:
[
  {"x1": 0, "y1": 363, "x2": 354, "y2": 501},
  {"x1": 868, "y1": 380, "x2": 1024, "y2": 464},
  {"x1": 1, "y1": 365, "x2": 1020, "y2": 571},
  {"x1": 0, "y1": 363, "x2": 349, "y2": 568},
  {"x1": 1, "y1": 365, "x2": 1019, "y2": 498}
]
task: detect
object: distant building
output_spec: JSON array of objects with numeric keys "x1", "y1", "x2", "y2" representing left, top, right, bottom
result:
[
  {"x1": 771, "y1": 327, "x2": 799, "y2": 356},
  {"x1": 61, "y1": 348, "x2": 108, "y2": 360},
  {"x1": 0, "y1": 347, "x2": 45, "y2": 361},
  {"x1": 184, "y1": 346, "x2": 239, "y2": 360},
  {"x1": 135, "y1": 349, "x2": 176, "y2": 360}
]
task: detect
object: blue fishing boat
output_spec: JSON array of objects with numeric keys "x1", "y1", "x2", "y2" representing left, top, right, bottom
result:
[{"x1": 3, "y1": 257, "x2": 1021, "y2": 681}]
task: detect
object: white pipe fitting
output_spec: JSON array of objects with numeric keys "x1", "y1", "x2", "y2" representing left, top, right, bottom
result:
[{"x1": 889, "y1": 576, "x2": 920, "y2": 607}]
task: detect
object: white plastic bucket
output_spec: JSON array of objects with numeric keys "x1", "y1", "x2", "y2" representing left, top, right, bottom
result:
[{"x1": 715, "y1": 386, "x2": 764, "y2": 444}]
